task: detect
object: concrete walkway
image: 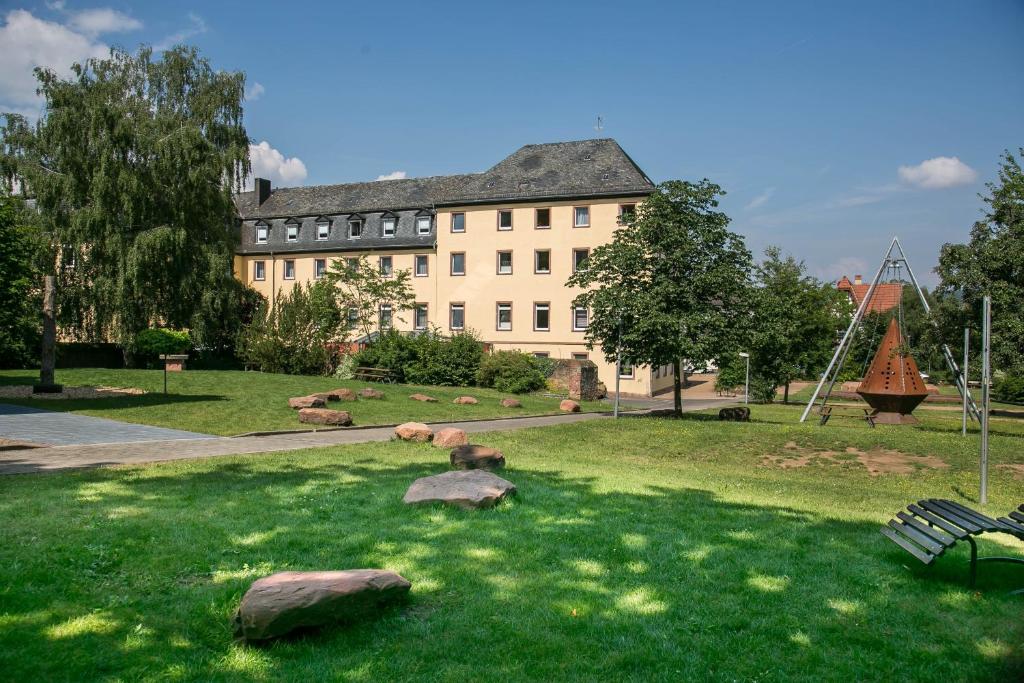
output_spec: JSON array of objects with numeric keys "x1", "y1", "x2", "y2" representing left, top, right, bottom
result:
[
  {"x1": 0, "y1": 398, "x2": 729, "y2": 475},
  {"x1": 0, "y1": 403, "x2": 214, "y2": 446}
]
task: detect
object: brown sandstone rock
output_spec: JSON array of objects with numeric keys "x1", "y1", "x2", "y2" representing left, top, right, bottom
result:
[
  {"x1": 499, "y1": 398, "x2": 522, "y2": 408},
  {"x1": 453, "y1": 396, "x2": 478, "y2": 405},
  {"x1": 559, "y1": 399, "x2": 580, "y2": 413},
  {"x1": 395, "y1": 422, "x2": 433, "y2": 442},
  {"x1": 360, "y1": 387, "x2": 385, "y2": 399},
  {"x1": 450, "y1": 444, "x2": 505, "y2": 470},
  {"x1": 232, "y1": 569, "x2": 411, "y2": 642},
  {"x1": 310, "y1": 392, "x2": 339, "y2": 402},
  {"x1": 298, "y1": 408, "x2": 353, "y2": 426},
  {"x1": 289, "y1": 395, "x2": 326, "y2": 409},
  {"x1": 409, "y1": 393, "x2": 438, "y2": 402},
  {"x1": 433, "y1": 427, "x2": 469, "y2": 448},
  {"x1": 403, "y1": 469, "x2": 516, "y2": 509},
  {"x1": 328, "y1": 388, "x2": 358, "y2": 401}
]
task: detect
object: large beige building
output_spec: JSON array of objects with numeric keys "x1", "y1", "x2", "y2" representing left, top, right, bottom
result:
[{"x1": 233, "y1": 138, "x2": 674, "y2": 396}]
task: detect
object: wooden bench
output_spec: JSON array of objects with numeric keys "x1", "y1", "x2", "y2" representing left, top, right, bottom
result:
[
  {"x1": 353, "y1": 366, "x2": 395, "y2": 383},
  {"x1": 881, "y1": 498, "x2": 1024, "y2": 590},
  {"x1": 818, "y1": 404, "x2": 875, "y2": 427}
]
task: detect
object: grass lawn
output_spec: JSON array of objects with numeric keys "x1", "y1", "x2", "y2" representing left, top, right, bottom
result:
[
  {"x1": 1, "y1": 404, "x2": 1022, "y2": 681},
  {"x1": 0, "y1": 369, "x2": 603, "y2": 436}
]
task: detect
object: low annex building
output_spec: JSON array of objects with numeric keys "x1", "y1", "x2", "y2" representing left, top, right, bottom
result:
[{"x1": 233, "y1": 138, "x2": 675, "y2": 396}]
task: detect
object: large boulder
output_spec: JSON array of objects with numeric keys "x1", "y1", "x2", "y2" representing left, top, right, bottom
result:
[
  {"x1": 452, "y1": 396, "x2": 478, "y2": 405},
  {"x1": 559, "y1": 399, "x2": 580, "y2": 413},
  {"x1": 403, "y1": 470, "x2": 516, "y2": 509},
  {"x1": 298, "y1": 408, "x2": 353, "y2": 426},
  {"x1": 395, "y1": 422, "x2": 433, "y2": 442},
  {"x1": 360, "y1": 387, "x2": 385, "y2": 400},
  {"x1": 450, "y1": 444, "x2": 505, "y2": 470},
  {"x1": 500, "y1": 398, "x2": 522, "y2": 408},
  {"x1": 328, "y1": 388, "x2": 358, "y2": 402},
  {"x1": 289, "y1": 395, "x2": 326, "y2": 409},
  {"x1": 433, "y1": 427, "x2": 468, "y2": 448},
  {"x1": 409, "y1": 393, "x2": 438, "y2": 403},
  {"x1": 232, "y1": 569, "x2": 411, "y2": 642}
]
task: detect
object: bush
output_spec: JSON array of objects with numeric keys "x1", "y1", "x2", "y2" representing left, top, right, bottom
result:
[
  {"x1": 993, "y1": 375, "x2": 1024, "y2": 404},
  {"x1": 333, "y1": 353, "x2": 356, "y2": 380},
  {"x1": 353, "y1": 328, "x2": 483, "y2": 386},
  {"x1": 133, "y1": 328, "x2": 190, "y2": 367},
  {"x1": 476, "y1": 350, "x2": 547, "y2": 394}
]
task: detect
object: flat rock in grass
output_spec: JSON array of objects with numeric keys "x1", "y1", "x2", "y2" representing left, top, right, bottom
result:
[
  {"x1": 403, "y1": 470, "x2": 516, "y2": 509},
  {"x1": 328, "y1": 388, "x2": 358, "y2": 401},
  {"x1": 450, "y1": 444, "x2": 505, "y2": 470},
  {"x1": 395, "y1": 422, "x2": 433, "y2": 442},
  {"x1": 289, "y1": 395, "x2": 325, "y2": 409},
  {"x1": 500, "y1": 398, "x2": 522, "y2": 408},
  {"x1": 360, "y1": 388, "x2": 385, "y2": 400},
  {"x1": 232, "y1": 569, "x2": 411, "y2": 642},
  {"x1": 559, "y1": 399, "x2": 580, "y2": 413},
  {"x1": 433, "y1": 427, "x2": 468, "y2": 448},
  {"x1": 298, "y1": 408, "x2": 353, "y2": 426},
  {"x1": 409, "y1": 393, "x2": 438, "y2": 402},
  {"x1": 453, "y1": 396, "x2": 478, "y2": 405},
  {"x1": 310, "y1": 392, "x2": 339, "y2": 402}
]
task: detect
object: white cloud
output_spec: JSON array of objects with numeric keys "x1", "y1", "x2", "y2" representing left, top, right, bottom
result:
[
  {"x1": 67, "y1": 8, "x2": 142, "y2": 36},
  {"x1": 745, "y1": 187, "x2": 775, "y2": 210},
  {"x1": 244, "y1": 82, "x2": 265, "y2": 102},
  {"x1": 246, "y1": 141, "x2": 307, "y2": 189},
  {"x1": 898, "y1": 156, "x2": 977, "y2": 189},
  {"x1": 0, "y1": 9, "x2": 109, "y2": 112},
  {"x1": 375, "y1": 170, "x2": 407, "y2": 181},
  {"x1": 154, "y1": 12, "x2": 208, "y2": 51}
]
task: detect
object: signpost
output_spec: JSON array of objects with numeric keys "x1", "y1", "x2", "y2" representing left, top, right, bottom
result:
[{"x1": 980, "y1": 296, "x2": 991, "y2": 505}]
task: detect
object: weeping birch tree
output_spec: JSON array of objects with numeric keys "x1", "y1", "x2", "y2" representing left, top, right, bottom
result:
[{"x1": 0, "y1": 46, "x2": 252, "y2": 356}]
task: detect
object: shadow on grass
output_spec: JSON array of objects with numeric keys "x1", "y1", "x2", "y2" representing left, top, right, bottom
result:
[
  {"x1": 0, "y1": 392, "x2": 229, "y2": 415},
  {"x1": 0, "y1": 457, "x2": 1021, "y2": 680}
]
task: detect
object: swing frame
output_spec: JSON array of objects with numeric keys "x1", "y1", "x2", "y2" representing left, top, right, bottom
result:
[{"x1": 799, "y1": 237, "x2": 979, "y2": 423}]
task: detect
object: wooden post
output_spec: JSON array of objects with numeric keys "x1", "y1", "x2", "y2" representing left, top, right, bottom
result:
[{"x1": 35, "y1": 275, "x2": 62, "y2": 393}]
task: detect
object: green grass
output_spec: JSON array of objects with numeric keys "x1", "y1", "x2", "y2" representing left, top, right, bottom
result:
[
  {"x1": 1, "y1": 404, "x2": 1022, "y2": 681},
  {"x1": 0, "y1": 369, "x2": 603, "y2": 436}
]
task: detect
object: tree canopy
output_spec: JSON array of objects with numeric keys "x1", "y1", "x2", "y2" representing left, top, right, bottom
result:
[
  {"x1": 567, "y1": 180, "x2": 753, "y2": 413},
  {"x1": 0, "y1": 195, "x2": 46, "y2": 367},
  {"x1": 324, "y1": 255, "x2": 417, "y2": 340},
  {"x1": 0, "y1": 46, "x2": 251, "y2": 350}
]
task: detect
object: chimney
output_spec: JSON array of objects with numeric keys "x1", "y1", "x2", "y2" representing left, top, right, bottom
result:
[
  {"x1": 854, "y1": 274, "x2": 863, "y2": 285},
  {"x1": 255, "y1": 177, "x2": 271, "y2": 206}
]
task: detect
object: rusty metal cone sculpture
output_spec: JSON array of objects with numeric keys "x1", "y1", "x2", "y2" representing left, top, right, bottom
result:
[{"x1": 856, "y1": 318, "x2": 930, "y2": 425}]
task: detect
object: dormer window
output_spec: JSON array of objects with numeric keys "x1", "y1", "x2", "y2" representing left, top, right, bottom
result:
[
  {"x1": 315, "y1": 218, "x2": 330, "y2": 240},
  {"x1": 416, "y1": 214, "x2": 432, "y2": 236},
  {"x1": 348, "y1": 216, "x2": 363, "y2": 239},
  {"x1": 255, "y1": 222, "x2": 268, "y2": 244},
  {"x1": 285, "y1": 219, "x2": 300, "y2": 242},
  {"x1": 382, "y1": 213, "x2": 397, "y2": 238}
]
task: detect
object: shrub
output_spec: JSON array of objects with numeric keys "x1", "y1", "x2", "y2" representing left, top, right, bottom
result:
[
  {"x1": 353, "y1": 328, "x2": 483, "y2": 386},
  {"x1": 133, "y1": 328, "x2": 190, "y2": 367},
  {"x1": 993, "y1": 375, "x2": 1024, "y2": 404},
  {"x1": 352, "y1": 330, "x2": 418, "y2": 383},
  {"x1": 476, "y1": 350, "x2": 547, "y2": 394},
  {"x1": 333, "y1": 353, "x2": 356, "y2": 380}
]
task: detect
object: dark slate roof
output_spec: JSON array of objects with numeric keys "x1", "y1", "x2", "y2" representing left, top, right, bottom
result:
[{"x1": 234, "y1": 138, "x2": 653, "y2": 219}]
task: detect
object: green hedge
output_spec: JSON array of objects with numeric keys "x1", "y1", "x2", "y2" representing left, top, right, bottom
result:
[
  {"x1": 476, "y1": 350, "x2": 547, "y2": 394},
  {"x1": 352, "y1": 329, "x2": 483, "y2": 386}
]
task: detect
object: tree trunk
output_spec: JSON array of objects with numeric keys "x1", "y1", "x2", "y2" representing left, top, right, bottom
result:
[
  {"x1": 783, "y1": 381, "x2": 790, "y2": 404},
  {"x1": 672, "y1": 358, "x2": 683, "y2": 416},
  {"x1": 36, "y1": 275, "x2": 61, "y2": 392}
]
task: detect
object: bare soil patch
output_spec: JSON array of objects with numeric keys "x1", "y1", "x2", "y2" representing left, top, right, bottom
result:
[
  {"x1": 763, "y1": 442, "x2": 948, "y2": 476},
  {"x1": 0, "y1": 385, "x2": 145, "y2": 400},
  {"x1": 996, "y1": 464, "x2": 1024, "y2": 480}
]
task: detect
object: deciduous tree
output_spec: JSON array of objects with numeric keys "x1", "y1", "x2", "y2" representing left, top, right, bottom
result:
[{"x1": 324, "y1": 256, "x2": 416, "y2": 340}]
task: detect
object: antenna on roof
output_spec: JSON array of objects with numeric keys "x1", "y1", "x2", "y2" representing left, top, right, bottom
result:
[{"x1": 594, "y1": 115, "x2": 604, "y2": 132}]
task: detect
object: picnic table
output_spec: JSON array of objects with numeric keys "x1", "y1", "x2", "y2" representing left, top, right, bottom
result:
[
  {"x1": 353, "y1": 366, "x2": 395, "y2": 383},
  {"x1": 818, "y1": 404, "x2": 875, "y2": 427}
]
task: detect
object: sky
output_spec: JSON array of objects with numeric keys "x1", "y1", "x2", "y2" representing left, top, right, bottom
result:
[{"x1": 1, "y1": 0, "x2": 1022, "y2": 286}]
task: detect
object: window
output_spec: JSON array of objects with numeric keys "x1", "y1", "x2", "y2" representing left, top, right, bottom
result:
[
  {"x1": 347, "y1": 307, "x2": 359, "y2": 329},
  {"x1": 382, "y1": 216, "x2": 397, "y2": 237},
  {"x1": 379, "y1": 304, "x2": 393, "y2": 329},
  {"x1": 619, "y1": 204, "x2": 636, "y2": 221},
  {"x1": 619, "y1": 361, "x2": 635, "y2": 378},
  {"x1": 572, "y1": 248, "x2": 590, "y2": 273},
  {"x1": 451, "y1": 252, "x2": 465, "y2": 276},
  {"x1": 497, "y1": 209, "x2": 513, "y2": 231},
  {"x1": 348, "y1": 220, "x2": 363, "y2": 238},
  {"x1": 533, "y1": 352, "x2": 550, "y2": 359},
  {"x1": 316, "y1": 222, "x2": 330, "y2": 240},
  {"x1": 534, "y1": 249, "x2": 551, "y2": 274},
  {"x1": 533, "y1": 303, "x2": 550, "y2": 331},
  {"x1": 572, "y1": 352, "x2": 589, "y2": 361},
  {"x1": 496, "y1": 302, "x2": 512, "y2": 331},
  {"x1": 281, "y1": 259, "x2": 295, "y2": 280},
  {"x1": 574, "y1": 206, "x2": 590, "y2": 228},
  {"x1": 414, "y1": 304, "x2": 428, "y2": 330},
  {"x1": 345, "y1": 257, "x2": 359, "y2": 271},
  {"x1": 255, "y1": 224, "x2": 268, "y2": 244},
  {"x1": 497, "y1": 250, "x2": 512, "y2": 275},
  {"x1": 253, "y1": 260, "x2": 266, "y2": 281},
  {"x1": 535, "y1": 208, "x2": 550, "y2": 229},
  {"x1": 573, "y1": 306, "x2": 589, "y2": 331},
  {"x1": 451, "y1": 212, "x2": 465, "y2": 233},
  {"x1": 315, "y1": 258, "x2": 326, "y2": 279},
  {"x1": 414, "y1": 254, "x2": 429, "y2": 277},
  {"x1": 286, "y1": 224, "x2": 299, "y2": 242},
  {"x1": 61, "y1": 246, "x2": 76, "y2": 269},
  {"x1": 416, "y1": 215, "x2": 432, "y2": 236},
  {"x1": 450, "y1": 303, "x2": 465, "y2": 330},
  {"x1": 379, "y1": 256, "x2": 393, "y2": 277}
]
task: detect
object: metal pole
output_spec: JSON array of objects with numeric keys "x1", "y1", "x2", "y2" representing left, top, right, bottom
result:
[
  {"x1": 744, "y1": 355, "x2": 750, "y2": 405},
  {"x1": 613, "y1": 317, "x2": 622, "y2": 418},
  {"x1": 980, "y1": 296, "x2": 991, "y2": 505},
  {"x1": 962, "y1": 328, "x2": 969, "y2": 436}
]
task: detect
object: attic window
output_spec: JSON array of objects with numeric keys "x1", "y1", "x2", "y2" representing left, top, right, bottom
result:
[
  {"x1": 382, "y1": 214, "x2": 397, "y2": 237},
  {"x1": 602, "y1": 172, "x2": 610, "y2": 181},
  {"x1": 316, "y1": 221, "x2": 330, "y2": 240},
  {"x1": 486, "y1": 181, "x2": 495, "y2": 188},
  {"x1": 416, "y1": 215, "x2": 432, "y2": 236},
  {"x1": 255, "y1": 223, "x2": 268, "y2": 244},
  {"x1": 583, "y1": 153, "x2": 593, "y2": 161},
  {"x1": 286, "y1": 224, "x2": 298, "y2": 242}
]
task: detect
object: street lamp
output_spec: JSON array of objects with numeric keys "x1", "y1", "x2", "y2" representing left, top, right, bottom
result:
[{"x1": 738, "y1": 352, "x2": 750, "y2": 405}]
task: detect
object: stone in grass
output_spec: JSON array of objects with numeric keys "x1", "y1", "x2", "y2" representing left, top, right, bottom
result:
[
  {"x1": 232, "y1": 569, "x2": 411, "y2": 642},
  {"x1": 360, "y1": 387, "x2": 385, "y2": 400},
  {"x1": 432, "y1": 427, "x2": 468, "y2": 448},
  {"x1": 403, "y1": 469, "x2": 516, "y2": 510},
  {"x1": 450, "y1": 444, "x2": 505, "y2": 470},
  {"x1": 559, "y1": 399, "x2": 580, "y2": 413},
  {"x1": 395, "y1": 422, "x2": 433, "y2": 442},
  {"x1": 409, "y1": 393, "x2": 438, "y2": 403},
  {"x1": 298, "y1": 408, "x2": 353, "y2": 426},
  {"x1": 289, "y1": 395, "x2": 326, "y2": 409},
  {"x1": 500, "y1": 398, "x2": 522, "y2": 408},
  {"x1": 452, "y1": 396, "x2": 478, "y2": 405},
  {"x1": 328, "y1": 388, "x2": 358, "y2": 401},
  {"x1": 310, "y1": 392, "x2": 339, "y2": 402}
]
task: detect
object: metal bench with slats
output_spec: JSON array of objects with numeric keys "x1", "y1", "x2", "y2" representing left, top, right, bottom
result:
[{"x1": 881, "y1": 498, "x2": 1024, "y2": 590}]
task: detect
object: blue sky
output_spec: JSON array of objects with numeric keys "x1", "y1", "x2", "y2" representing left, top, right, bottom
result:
[{"x1": 1, "y1": 1, "x2": 1022, "y2": 285}]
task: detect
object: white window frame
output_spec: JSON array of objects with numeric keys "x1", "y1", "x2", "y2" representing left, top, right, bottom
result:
[
  {"x1": 314, "y1": 258, "x2": 326, "y2": 279},
  {"x1": 379, "y1": 256, "x2": 393, "y2": 277},
  {"x1": 286, "y1": 224, "x2": 299, "y2": 242},
  {"x1": 416, "y1": 215, "x2": 432, "y2": 236},
  {"x1": 574, "y1": 206, "x2": 590, "y2": 228},
  {"x1": 450, "y1": 303, "x2": 465, "y2": 330},
  {"x1": 253, "y1": 260, "x2": 266, "y2": 281},
  {"x1": 534, "y1": 249, "x2": 551, "y2": 274},
  {"x1": 497, "y1": 250, "x2": 513, "y2": 275},
  {"x1": 255, "y1": 225, "x2": 268, "y2": 244},
  {"x1": 497, "y1": 209, "x2": 513, "y2": 231},
  {"x1": 382, "y1": 216, "x2": 397, "y2": 238},
  {"x1": 348, "y1": 220, "x2": 363, "y2": 239},
  {"x1": 414, "y1": 303, "x2": 428, "y2": 330},
  {"x1": 379, "y1": 304, "x2": 393, "y2": 329},
  {"x1": 572, "y1": 248, "x2": 590, "y2": 273},
  {"x1": 283, "y1": 259, "x2": 296, "y2": 280},
  {"x1": 316, "y1": 222, "x2": 330, "y2": 240},
  {"x1": 451, "y1": 212, "x2": 466, "y2": 233},
  {"x1": 533, "y1": 302, "x2": 550, "y2": 331},
  {"x1": 496, "y1": 302, "x2": 512, "y2": 331},
  {"x1": 573, "y1": 306, "x2": 589, "y2": 331},
  {"x1": 414, "y1": 254, "x2": 429, "y2": 277},
  {"x1": 451, "y1": 252, "x2": 466, "y2": 276},
  {"x1": 619, "y1": 361, "x2": 635, "y2": 379}
]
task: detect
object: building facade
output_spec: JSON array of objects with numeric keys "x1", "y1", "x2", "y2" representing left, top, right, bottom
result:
[{"x1": 233, "y1": 138, "x2": 673, "y2": 395}]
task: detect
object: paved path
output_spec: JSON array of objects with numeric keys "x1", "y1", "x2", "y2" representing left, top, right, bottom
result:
[
  {"x1": 0, "y1": 398, "x2": 730, "y2": 475},
  {"x1": 0, "y1": 403, "x2": 214, "y2": 446}
]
